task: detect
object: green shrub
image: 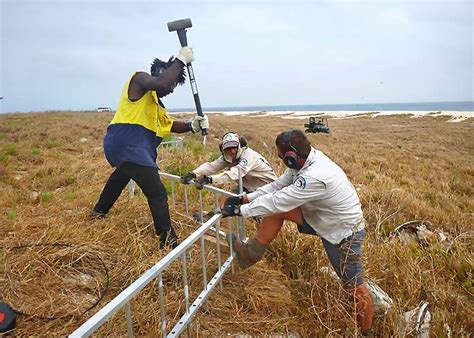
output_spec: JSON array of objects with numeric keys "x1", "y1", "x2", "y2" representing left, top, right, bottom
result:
[
  {"x1": 185, "y1": 138, "x2": 206, "y2": 155},
  {"x1": 208, "y1": 150, "x2": 222, "y2": 162},
  {"x1": 6, "y1": 208, "x2": 16, "y2": 220},
  {"x1": 4, "y1": 144, "x2": 17, "y2": 156},
  {"x1": 64, "y1": 192, "x2": 76, "y2": 201},
  {"x1": 39, "y1": 191, "x2": 54, "y2": 203},
  {"x1": 47, "y1": 139, "x2": 61, "y2": 148}
]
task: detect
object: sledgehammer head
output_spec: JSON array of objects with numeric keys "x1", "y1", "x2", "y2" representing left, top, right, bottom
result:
[{"x1": 167, "y1": 18, "x2": 192, "y2": 32}]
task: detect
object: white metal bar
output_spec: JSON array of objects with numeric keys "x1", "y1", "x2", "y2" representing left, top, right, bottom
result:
[
  {"x1": 70, "y1": 214, "x2": 222, "y2": 337},
  {"x1": 158, "y1": 273, "x2": 167, "y2": 337},
  {"x1": 170, "y1": 181, "x2": 175, "y2": 207},
  {"x1": 167, "y1": 255, "x2": 235, "y2": 337},
  {"x1": 181, "y1": 252, "x2": 190, "y2": 314},
  {"x1": 198, "y1": 189, "x2": 204, "y2": 224},
  {"x1": 200, "y1": 236, "x2": 207, "y2": 289},
  {"x1": 125, "y1": 302, "x2": 133, "y2": 337},
  {"x1": 228, "y1": 218, "x2": 234, "y2": 274},
  {"x1": 215, "y1": 222, "x2": 223, "y2": 289},
  {"x1": 184, "y1": 185, "x2": 189, "y2": 215},
  {"x1": 70, "y1": 171, "x2": 246, "y2": 338},
  {"x1": 159, "y1": 172, "x2": 238, "y2": 198}
]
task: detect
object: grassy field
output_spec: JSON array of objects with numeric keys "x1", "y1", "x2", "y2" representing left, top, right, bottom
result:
[{"x1": 0, "y1": 111, "x2": 472, "y2": 336}]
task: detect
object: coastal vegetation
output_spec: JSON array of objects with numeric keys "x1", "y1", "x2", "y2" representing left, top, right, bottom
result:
[{"x1": 0, "y1": 111, "x2": 472, "y2": 335}]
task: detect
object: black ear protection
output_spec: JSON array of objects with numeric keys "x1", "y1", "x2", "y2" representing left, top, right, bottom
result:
[{"x1": 281, "y1": 130, "x2": 300, "y2": 169}]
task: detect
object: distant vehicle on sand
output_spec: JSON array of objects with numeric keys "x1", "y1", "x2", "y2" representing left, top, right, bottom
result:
[
  {"x1": 97, "y1": 107, "x2": 112, "y2": 112},
  {"x1": 304, "y1": 117, "x2": 330, "y2": 134}
]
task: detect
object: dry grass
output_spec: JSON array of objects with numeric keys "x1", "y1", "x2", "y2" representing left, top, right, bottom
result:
[{"x1": 0, "y1": 111, "x2": 473, "y2": 336}]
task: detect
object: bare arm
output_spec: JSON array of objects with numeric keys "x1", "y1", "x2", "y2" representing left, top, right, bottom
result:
[
  {"x1": 128, "y1": 60, "x2": 185, "y2": 100},
  {"x1": 171, "y1": 121, "x2": 192, "y2": 133}
]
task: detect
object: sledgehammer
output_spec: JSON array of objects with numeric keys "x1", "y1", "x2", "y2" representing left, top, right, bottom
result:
[{"x1": 167, "y1": 18, "x2": 207, "y2": 144}]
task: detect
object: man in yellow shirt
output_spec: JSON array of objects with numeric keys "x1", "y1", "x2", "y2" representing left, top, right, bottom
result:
[{"x1": 92, "y1": 47, "x2": 209, "y2": 249}]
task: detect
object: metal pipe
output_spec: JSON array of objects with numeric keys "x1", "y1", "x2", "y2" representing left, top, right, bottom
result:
[
  {"x1": 200, "y1": 236, "x2": 207, "y2": 289},
  {"x1": 125, "y1": 302, "x2": 133, "y2": 337},
  {"x1": 158, "y1": 273, "x2": 167, "y2": 337},
  {"x1": 181, "y1": 252, "x2": 190, "y2": 313}
]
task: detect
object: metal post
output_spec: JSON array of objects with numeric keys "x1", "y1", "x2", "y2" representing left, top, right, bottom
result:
[
  {"x1": 184, "y1": 185, "x2": 189, "y2": 215},
  {"x1": 170, "y1": 181, "x2": 175, "y2": 208},
  {"x1": 181, "y1": 252, "x2": 190, "y2": 313},
  {"x1": 181, "y1": 251, "x2": 192, "y2": 338},
  {"x1": 215, "y1": 221, "x2": 223, "y2": 289},
  {"x1": 237, "y1": 167, "x2": 246, "y2": 240},
  {"x1": 198, "y1": 190, "x2": 203, "y2": 224},
  {"x1": 125, "y1": 302, "x2": 133, "y2": 337},
  {"x1": 228, "y1": 217, "x2": 234, "y2": 274},
  {"x1": 200, "y1": 236, "x2": 207, "y2": 289},
  {"x1": 158, "y1": 273, "x2": 167, "y2": 337}
]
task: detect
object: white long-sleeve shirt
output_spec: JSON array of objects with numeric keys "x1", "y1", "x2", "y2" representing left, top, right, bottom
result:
[
  {"x1": 240, "y1": 148, "x2": 365, "y2": 244},
  {"x1": 192, "y1": 147, "x2": 277, "y2": 192}
]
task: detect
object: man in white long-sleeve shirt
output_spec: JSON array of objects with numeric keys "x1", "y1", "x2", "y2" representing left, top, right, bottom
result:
[
  {"x1": 181, "y1": 132, "x2": 277, "y2": 192},
  {"x1": 221, "y1": 129, "x2": 374, "y2": 336}
]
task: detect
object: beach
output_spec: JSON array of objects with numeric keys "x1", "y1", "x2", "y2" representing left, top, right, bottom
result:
[{"x1": 170, "y1": 110, "x2": 474, "y2": 122}]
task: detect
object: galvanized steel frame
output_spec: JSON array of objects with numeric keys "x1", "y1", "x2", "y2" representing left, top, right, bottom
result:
[{"x1": 70, "y1": 171, "x2": 244, "y2": 338}]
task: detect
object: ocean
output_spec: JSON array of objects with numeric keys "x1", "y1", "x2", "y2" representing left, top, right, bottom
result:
[{"x1": 169, "y1": 101, "x2": 474, "y2": 113}]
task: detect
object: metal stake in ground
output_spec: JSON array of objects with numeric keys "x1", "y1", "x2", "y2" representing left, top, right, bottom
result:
[{"x1": 167, "y1": 18, "x2": 208, "y2": 144}]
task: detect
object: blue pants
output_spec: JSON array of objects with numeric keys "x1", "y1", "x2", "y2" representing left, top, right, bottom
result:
[{"x1": 298, "y1": 222, "x2": 366, "y2": 286}]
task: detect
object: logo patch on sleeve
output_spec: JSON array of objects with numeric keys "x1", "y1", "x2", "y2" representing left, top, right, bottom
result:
[
  {"x1": 294, "y1": 176, "x2": 306, "y2": 189},
  {"x1": 239, "y1": 158, "x2": 248, "y2": 167}
]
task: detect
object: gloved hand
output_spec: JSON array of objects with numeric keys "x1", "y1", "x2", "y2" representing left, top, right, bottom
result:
[
  {"x1": 195, "y1": 175, "x2": 212, "y2": 190},
  {"x1": 200, "y1": 175, "x2": 213, "y2": 185},
  {"x1": 191, "y1": 115, "x2": 210, "y2": 133},
  {"x1": 224, "y1": 195, "x2": 244, "y2": 206},
  {"x1": 221, "y1": 204, "x2": 241, "y2": 218},
  {"x1": 176, "y1": 47, "x2": 194, "y2": 65},
  {"x1": 180, "y1": 172, "x2": 196, "y2": 184}
]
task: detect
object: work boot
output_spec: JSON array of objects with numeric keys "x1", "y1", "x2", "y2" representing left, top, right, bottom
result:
[
  {"x1": 353, "y1": 284, "x2": 374, "y2": 335},
  {"x1": 90, "y1": 209, "x2": 107, "y2": 220},
  {"x1": 227, "y1": 233, "x2": 267, "y2": 269},
  {"x1": 158, "y1": 228, "x2": 179, "y2": 249}
]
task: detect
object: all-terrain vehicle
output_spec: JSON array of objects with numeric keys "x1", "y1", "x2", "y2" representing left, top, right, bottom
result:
[{"x1": 304, "y1": 117, "x2": 330, "y2": 134}]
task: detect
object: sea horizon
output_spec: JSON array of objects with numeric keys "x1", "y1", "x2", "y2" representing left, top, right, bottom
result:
[
  {"x1": 1, "y1": 100, "x2": 473, "y2": 114},
  {"x1": 169, "y1": 100, "x2": 474, "y2": 113}
]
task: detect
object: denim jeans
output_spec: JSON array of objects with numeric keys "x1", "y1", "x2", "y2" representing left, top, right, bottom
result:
[{"x1": 298, "y1": 221, "x2": 366, "y2": 286}]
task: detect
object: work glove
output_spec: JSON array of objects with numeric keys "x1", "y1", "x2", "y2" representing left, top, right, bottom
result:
[
  {"x1": 195, "y1": 175, "x2": 212, "y2": 190},
  {"x1": 220, "y1": 204, "x2": 241, "y2": 218},
  {"x1": 180, "y1": 172, "x2": 196, "y2": 185},
  {"x1": 224, "y1": 195, "x2": 244, "y2": 206},
  {"x1": 176, "y1": 47, "x2": 194, "y2": 65},
  {"x1": 191, "y1": 115, "x2": 210, "y2": 133}
]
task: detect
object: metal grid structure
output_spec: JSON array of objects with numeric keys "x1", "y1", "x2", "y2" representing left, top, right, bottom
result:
[{"x1": 70, "y1": 171, "x2": 246, "y2": 338}]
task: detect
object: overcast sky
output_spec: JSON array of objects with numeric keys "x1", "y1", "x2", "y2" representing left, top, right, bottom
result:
[{"x1": 1, "y1": 0, "x2": 472, "y2": 113}]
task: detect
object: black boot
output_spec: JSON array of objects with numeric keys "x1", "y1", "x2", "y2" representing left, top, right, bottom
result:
[
  {"x1": 158, "y1": 227, "x2": 179, "y2": 249},
  {"x1": 90, "y1": 208, "x2": 107, "y2": 220}
]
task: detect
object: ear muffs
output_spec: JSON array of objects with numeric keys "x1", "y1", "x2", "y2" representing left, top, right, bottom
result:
[
  {"x1": 283, "y1": 150, "x2": 299, "y2": 168},
  {"x1": 239, "y1": 136, "x2": 247, "y2": 148},
  {"x1": 282, "y1": 130, "x2": 300, "y2": 169}
]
